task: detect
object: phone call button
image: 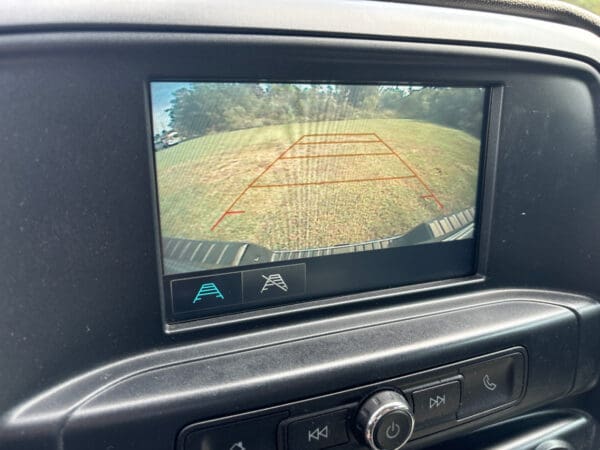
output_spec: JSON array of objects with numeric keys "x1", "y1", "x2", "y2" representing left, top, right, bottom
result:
[{"x1": 458, "y1": 352, "x2": 526, "y2": 418}]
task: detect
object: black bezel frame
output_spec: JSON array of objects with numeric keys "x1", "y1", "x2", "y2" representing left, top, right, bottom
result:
[{"x1": 145, "y1": 61, "x2": 502, "y2": 334}]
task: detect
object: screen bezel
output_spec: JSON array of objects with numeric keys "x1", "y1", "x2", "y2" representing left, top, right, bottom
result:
[{"x1": 147, "y1": 77, "x2": 500, "y2": 332}]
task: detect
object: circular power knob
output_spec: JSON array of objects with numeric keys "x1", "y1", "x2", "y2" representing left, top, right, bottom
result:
[{"x1": 356, "y1": 390, "x2": 415, "y2": 450}]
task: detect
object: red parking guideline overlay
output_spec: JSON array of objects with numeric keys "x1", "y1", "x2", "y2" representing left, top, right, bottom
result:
[{"x1": 210, "y1": 133, "x2": 443, "y2": 231}]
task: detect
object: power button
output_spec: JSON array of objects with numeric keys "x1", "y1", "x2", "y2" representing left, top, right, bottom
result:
[
  {"x1": 383, "y1": 419, "x2": 401, "y2": 439},
  {"x1": 374, "y1": 412, "x2": 414, "y2": 449},
  {"x1": 355, "y1": 390, "x2": 415, "y2": 450}
]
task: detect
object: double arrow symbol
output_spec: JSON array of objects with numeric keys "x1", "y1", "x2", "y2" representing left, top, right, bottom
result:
[
  {"x1": 308, "y1": 425, "x2": 329, "y2": 442},
  {"x1": 429, "y1": 394, "x2": 446, "y2": 409}
]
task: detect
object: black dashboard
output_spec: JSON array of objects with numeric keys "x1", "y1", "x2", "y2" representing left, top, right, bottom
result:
[{"x1": 1, "y1": 1, "x2": 599, "y2": 450}]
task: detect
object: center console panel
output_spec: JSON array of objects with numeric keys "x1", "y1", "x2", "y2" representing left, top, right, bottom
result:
[{"x1": 4, "y1": 290, "x2": 597, "y2": 449}]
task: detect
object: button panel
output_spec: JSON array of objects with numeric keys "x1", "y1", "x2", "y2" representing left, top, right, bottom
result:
[{"x1": 178, "y1": 349, "x2": 527, "y2": 450}]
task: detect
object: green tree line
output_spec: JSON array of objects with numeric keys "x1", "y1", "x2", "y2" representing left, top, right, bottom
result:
[
  {"x1": 562, "y1": 0, "x2": 600, "y2": 14},
  {"x1": 165, "y1": 83, "x2": 485, "y2": 140}
]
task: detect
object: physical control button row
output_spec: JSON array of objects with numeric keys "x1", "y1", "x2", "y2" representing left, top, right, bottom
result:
[{"x1": 179, "y1": 350, "x2": 527, "y2": 450}]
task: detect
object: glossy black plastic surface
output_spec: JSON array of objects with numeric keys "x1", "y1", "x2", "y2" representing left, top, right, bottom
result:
[{"x1": 427, "y1": 409, "x2": 599, "y2": 449}]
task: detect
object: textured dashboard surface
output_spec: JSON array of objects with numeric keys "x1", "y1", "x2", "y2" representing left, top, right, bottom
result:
[
  {"x1": 404, "y1": 0, "x2": 600, "y2": 35},
  {"x1": 0, "y1": 1, "x2": 597, "y2": 63}
]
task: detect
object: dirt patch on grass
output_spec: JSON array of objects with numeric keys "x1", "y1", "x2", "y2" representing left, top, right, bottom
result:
[{"x1": 156, "y1": 119, "x2": 480, "y2": 250}]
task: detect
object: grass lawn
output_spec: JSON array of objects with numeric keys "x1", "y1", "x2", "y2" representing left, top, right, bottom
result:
[{"x1": 155, "y1": 118, "x2": 481, "y2": 250}]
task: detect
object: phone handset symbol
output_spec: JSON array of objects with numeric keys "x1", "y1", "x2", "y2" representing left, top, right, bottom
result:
[{"x1": 483, "y1": 374, "x2": 497, "y2": 391}]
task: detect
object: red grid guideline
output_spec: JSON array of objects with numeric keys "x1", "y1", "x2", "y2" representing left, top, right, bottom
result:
[{"x1": 211, "y1": 133, "x2": 443, "y2": 231}]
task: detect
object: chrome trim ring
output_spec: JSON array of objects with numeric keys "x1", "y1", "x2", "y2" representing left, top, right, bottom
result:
[{"x1": 363, "y1": 396, "x2": 415, "y2": 450}]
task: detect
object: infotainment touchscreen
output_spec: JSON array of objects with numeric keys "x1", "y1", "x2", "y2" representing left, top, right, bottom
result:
[{"x1": 150, "y1": 82, "x2": 487, "y2": 321}]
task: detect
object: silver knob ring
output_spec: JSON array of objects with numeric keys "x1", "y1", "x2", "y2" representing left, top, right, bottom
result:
[{"x1": 364, "y1": 399, "x2": 415, "y2": 450}]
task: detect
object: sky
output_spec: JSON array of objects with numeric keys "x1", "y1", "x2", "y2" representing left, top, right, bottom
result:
[{"x1": 150, "y1": 82, "x2": 193, "y2": 135}]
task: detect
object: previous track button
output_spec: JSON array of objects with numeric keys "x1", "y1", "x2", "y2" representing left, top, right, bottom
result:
[{"x1": 242, "y1": 263, "x2": 306, "y2": 303}]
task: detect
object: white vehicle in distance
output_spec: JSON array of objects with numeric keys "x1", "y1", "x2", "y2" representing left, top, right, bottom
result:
[{"x1": 163, "y1": 131, "x2": 182, "y2": 147}]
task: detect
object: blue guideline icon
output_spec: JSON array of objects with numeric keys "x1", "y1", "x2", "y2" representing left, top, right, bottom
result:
[{"x1": 193, "y1": 283, "x2": 225, "y2": 303}]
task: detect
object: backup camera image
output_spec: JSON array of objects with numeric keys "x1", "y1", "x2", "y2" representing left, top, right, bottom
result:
[{"x1": 151, "y1": 82, "x2": 485, "y2": 275}]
